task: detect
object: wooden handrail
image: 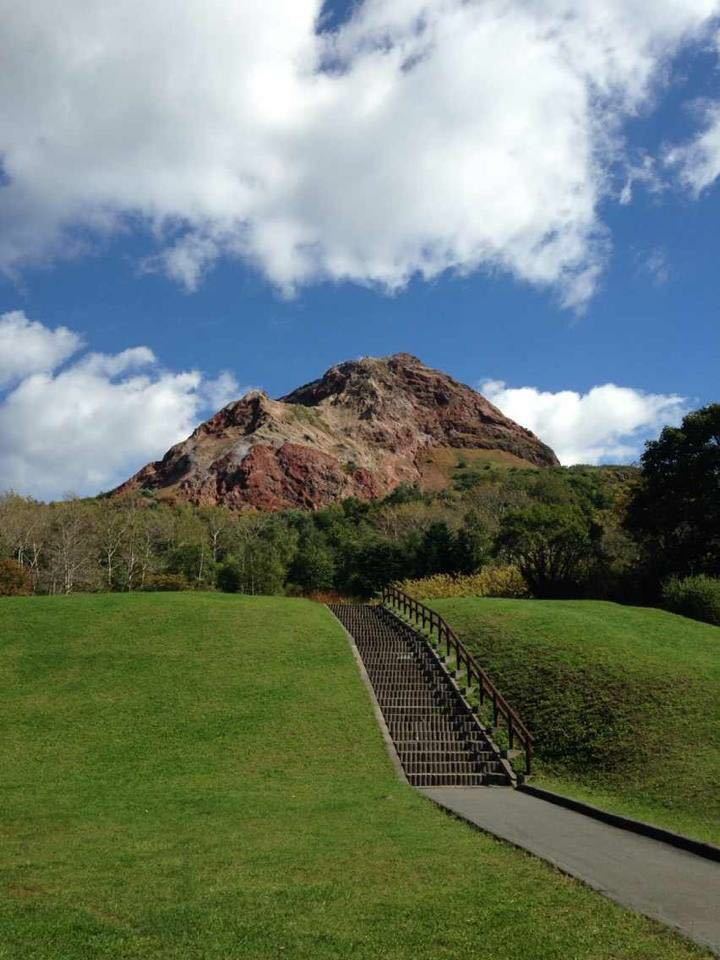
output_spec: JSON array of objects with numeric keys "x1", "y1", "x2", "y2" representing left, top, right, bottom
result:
[{"x1": 381, "y1": 584, "x2": 533, "y2": 774}]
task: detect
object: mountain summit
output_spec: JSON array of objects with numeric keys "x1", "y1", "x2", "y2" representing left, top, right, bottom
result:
[{"x1": 116, "y1": 353, "x2": 558, "y2": 510}]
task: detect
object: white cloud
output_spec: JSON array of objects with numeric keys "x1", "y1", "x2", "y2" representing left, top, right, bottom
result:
[
  {"x1": 481, "y1": 379, "x2": 688, "y2": 465},
  {"x1": 201, "y1": 371, "x2": 241, "y2": 411},
  {"x1": 666, "y1": 100, "x2": 720, "y2": 193},
  {"x1": 663, "y1": 31, "x2": 720, "y2": 192},
  {"x1": 0, "y1": 310, "x2": 82, "y2": 387},
  {"x1": 0, "y1": 315, "x2": 242, "y2": 499},
  {"x1": 639, "y1": 247, "x2": 671, "y2": 286},
  {"x1": 0, "y1": 1, "x2": 717, "y2": 306}
]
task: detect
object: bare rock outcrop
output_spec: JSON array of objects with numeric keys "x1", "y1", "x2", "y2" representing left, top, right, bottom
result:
[{"x1": 115, "y1": 353, "x2": 558, "y2": 510}]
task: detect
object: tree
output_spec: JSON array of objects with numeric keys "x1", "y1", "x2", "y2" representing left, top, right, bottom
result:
[
  {"x1": 289, "y1": 533, "x2": 336, "y2": 592},
  {"x1": 0, "y1": 559, "x2": 32, "y2": 595},
  {"x1": 0, "y1": 493, "x2": 48, "y2": 590},
  {"x1": 222, "y1": 515, "x2": 297, "y2": 595},
  {"x1": 165, "y1": 505, "x2": 213, "y2": 585},
  {"x1": 417, "y1": 521, "x2": 456, "y2": 577},
  {"x1": 115, "y1": 498, "x2": 149, "y2": 591},
  {"x1": 198, "y1": 505, "x2": 234, "y2": 563},
  {"x1": 92, "y1": 498, "x2": 129, "y2": 589},
  {"x1": 165, "y1": 544, "x2": 213, "y2": 586},
  {"x1": 217, "y1": 559, "x2": 242, "y2": 593},
  {"x1": 45, "y1": 499, "x2": 97, "y2": 594},
  {"x1": 627, "y1": 404, "x2": 720, "y2": 581},
  {"x1": 454, "y1": 511, "x2": 491, "y2": 574},
  {"x1": 497, "y1": 503, "x2": 598, "y2": 598},
  {"x1": 339, "y1": 536, "x2": 411, "y2": 596}
]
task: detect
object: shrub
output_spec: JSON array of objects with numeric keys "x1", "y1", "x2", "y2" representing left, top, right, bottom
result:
[
  {"x1": 141, "y1": 573, "x2": 192, "y2": 592},
  {"x1": 397, "y1": 565, "x2": 529, "y2": 600},
  {"x1": 306, "y1": 589, "x2": 355, "y2": 604},
  {"x1": 0, "y1": 559, "x2": 32, "y2": 596},
  {"x1": 662, "y1": 575, "x2": 720, "y2": 626}
]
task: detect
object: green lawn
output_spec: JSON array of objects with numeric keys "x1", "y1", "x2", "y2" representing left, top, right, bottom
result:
[
  {"x1": 0, "y1": 593, "x2": 712, "y2": 959},
  {"x1": 431, "y1": 598, "x2": 720, "y2": 846}
]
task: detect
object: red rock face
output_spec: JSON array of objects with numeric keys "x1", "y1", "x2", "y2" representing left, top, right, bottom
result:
[{"x1": 114, "y1": 353, "x2": 558, "y2": 510}]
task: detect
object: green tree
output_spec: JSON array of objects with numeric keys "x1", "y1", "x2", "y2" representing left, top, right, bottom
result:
[
  {"x1": 418, "y1": 521, "x2": 456, "y2": 577},
  {"x1": 289, "y1": 533, "x2": 336, "y2": 592},
  {"x1": 454, "y1": 511, "x2": 491, "y2": 574},
  {"x1": 221, "y1": 515, "x2": 297, "y2": 595},
  {"x1": 627, "y1": 404, "x2": 720, "y2": 580},
  {"x1": 217, "y1": 559, "x2": 242, "y2": 593},
  {"x1": 165, "y1": 544, "x2": 215, "y2": 586},
  {"x1": 497, "y1": 503, "x2": 598, "y2": 598},
  {"x1": 338, "y1": 535, "x2": 411, "y2": 596}
]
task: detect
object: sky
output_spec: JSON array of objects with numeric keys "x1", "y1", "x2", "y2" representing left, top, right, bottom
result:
[{"x1": 1, "y1": 0, "x2": 720, "y2": 499}]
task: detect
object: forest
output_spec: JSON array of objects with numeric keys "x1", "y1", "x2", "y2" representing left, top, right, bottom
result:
[{"x1": 1, "y1": 404, "x2": 718, "y2": 623}]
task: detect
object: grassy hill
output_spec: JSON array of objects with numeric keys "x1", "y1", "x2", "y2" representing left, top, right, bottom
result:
[
  {"x1": 0, "y1": 593, "x2": 712, "y2": 959},
  {"x1": 431, "y1": 598, "x2": 720, "y2": 845}
]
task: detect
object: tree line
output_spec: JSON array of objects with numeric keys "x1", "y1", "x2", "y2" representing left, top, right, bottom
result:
[{"x1": 1, "y1": 403, "x2": 718, "y2": 603}]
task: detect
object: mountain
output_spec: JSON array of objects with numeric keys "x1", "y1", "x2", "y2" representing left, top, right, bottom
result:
[{"x1": 115, "y1": 353, "x2": 558, "y2": 510}]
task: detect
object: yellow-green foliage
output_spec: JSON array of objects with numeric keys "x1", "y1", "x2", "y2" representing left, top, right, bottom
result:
[{"x1": 398, "y1": 565, "x2": 529, "y2": 599}]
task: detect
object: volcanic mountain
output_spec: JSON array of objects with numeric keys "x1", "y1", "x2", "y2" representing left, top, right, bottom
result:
[{"x1": 115, "y1": 353, "x2": 558, "y2": 510}]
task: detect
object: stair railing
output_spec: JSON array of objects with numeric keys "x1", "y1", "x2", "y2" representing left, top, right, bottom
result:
[{"x1": 381, "y1": 584, "x2": 533, "y2": 774}]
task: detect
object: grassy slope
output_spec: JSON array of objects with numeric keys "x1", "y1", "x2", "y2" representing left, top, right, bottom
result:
[
  {"x1": 417, "y1": 447, "x2": 537, "y2": 490},
  {"x1": 432, "y1": 598, "x2": 720, "y2": 845},
  {"x1": 0, "y1": 594, "x2": 711, "y2": 960}
]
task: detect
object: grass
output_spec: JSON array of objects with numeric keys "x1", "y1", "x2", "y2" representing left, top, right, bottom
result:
[
  {"x1": 431, "y1": 598, "x2": 720, "y2": 846},
  {"x1": 0, "y1": 593, "x2": 713, "y2": 959},
  {"x1": 416, "y1": 446, "x2": 536, "y2": 491}
]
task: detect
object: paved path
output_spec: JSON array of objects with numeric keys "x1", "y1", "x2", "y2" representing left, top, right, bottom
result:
[{"x1": 422, "y1": 786, "x2": 720, "y2": 955}]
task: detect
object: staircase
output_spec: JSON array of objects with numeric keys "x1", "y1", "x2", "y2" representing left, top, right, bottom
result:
[{"x1": 330, "y1": 604, "x2": 511, "y2": 787}]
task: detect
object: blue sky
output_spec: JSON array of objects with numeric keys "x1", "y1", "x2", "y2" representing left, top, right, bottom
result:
[{"x1": 1, "y1": 0, "x2": 719, "y2": 497}]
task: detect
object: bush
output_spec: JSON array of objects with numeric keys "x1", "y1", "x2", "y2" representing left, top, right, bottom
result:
[
  {"x1": 398, "y1": 565, "x2": 529, "y2": 600},
  {"x1": 141, "y1": 573, "x2": 192, "y2": 592},
  {"x1": 0, "y1": 559, "x2": 32, "y2": 596},
  {"x1": 662, "y1": 575, "x2": 720, "y2": 626}
]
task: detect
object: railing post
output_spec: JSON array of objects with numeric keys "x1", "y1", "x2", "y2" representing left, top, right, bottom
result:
[{"x1": 381, "y1": 584, "x2": 533, "y2": 778}]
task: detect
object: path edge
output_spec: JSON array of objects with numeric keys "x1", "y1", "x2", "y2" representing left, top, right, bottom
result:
[
  {"x1": 325, "y1": 605, "x2": 409, "y2": 785},
  {"x1": 518, "y1": 783, "x2": 720, "y2": 864},
  {"x1": 419, "y1": 788, "x2": 720, "y2": 957}
]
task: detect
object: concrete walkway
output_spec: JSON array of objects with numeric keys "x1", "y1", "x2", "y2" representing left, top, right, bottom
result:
[{"x1": 422, "y1": 786, "x2": 720, "y2": 955}]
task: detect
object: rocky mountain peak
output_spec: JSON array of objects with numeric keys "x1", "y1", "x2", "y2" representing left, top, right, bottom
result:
[{"x1": 115, "y1": 353, "x2": 558, "y2": 510}]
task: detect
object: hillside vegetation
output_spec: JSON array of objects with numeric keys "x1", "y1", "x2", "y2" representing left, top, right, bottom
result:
[
  {"x1": 432, "y1": 598, "x2": 720, "y2": 844},
  {"x1": 0, "y1": 462, "x2": 637, "y2": 599},
  {"x1": 0, "y1": 593, "x2": 710, "y2": 960}
]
